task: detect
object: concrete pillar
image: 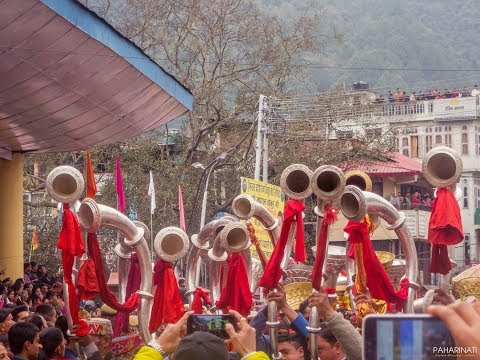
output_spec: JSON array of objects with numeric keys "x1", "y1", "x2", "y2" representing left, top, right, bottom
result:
[{"x1": 0, "y1": 153, "x2": 24, "y2": 280}]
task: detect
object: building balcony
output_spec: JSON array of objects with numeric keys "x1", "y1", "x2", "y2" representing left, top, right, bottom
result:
[{"x1": 367, "y1": 96, "x2": 479, "y2": 124}]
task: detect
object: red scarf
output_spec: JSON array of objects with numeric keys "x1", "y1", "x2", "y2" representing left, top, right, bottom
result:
[
  {"x1": 344, "y1": 220, "x2": 409, "y2": 307},
  {"x1": 57, "y1": 204, "x2": 88, "y2": 336},
  {"x1": 258, "y1": 200, "x2": 305, "y2": 289},
  {"x1": 149, "y1": 259, "x2": 185, "y2": 333},
  {"x1": 312, "y1": 204, "x2": 338, "y2": 290},
  {"x1": 215, "y1": 253, "x2": 252, "y2": 316},
  {"x1": 192, "y1": 288, "x2": 211, "y2": 314},
  {"x1": 87, "y1": 233, "x2": 139, "y2": 312},
  {"x1": 428, "y1": 188, "x2": 463, "y2": 274}
]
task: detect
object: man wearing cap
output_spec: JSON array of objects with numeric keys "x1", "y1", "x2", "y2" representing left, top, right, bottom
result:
[
  {"x1": 134, "y1": 310, "x2": 269, "y2": 360},
  {"x1": 85, "y1": 318, "x2": 117, "y2": 360}
]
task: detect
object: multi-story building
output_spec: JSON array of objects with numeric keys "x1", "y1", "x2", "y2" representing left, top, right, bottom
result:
[{"x1": 333, "y1": 92, "x2": 480, "y2": 271}]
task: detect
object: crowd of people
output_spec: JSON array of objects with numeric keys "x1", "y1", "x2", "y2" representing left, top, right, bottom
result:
[
  {"x1": 375, "y1": 85, "x2": 480, "y2": 103},
  {"x1": 387, "y1": 191, "x2": 434, "y2": 210},
  {"x1": 1, "y1": 261, "x2": 479, "y2": 360}
]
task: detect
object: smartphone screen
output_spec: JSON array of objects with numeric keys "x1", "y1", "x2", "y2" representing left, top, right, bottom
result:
[
  {"x1": 363, "y1": 315, "x2": 455, "y2": 360},
  {"x1": 187, "y1": 314, "x2": 237, "y2": 340}
]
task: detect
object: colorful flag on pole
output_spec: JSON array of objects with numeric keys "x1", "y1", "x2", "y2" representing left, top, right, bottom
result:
[
  {"x1": 116, "y1": 157, "x2": 126, "y2": 213},
  {"x1": 31, "y1": 227, "x2": 39, "y2": 251},
  {"x1": 85, "y1": 149, "x2": 97, "y2": 198},
  {"x1": 178, "y1": 184, "x2": 185, "y2": 231},
  {"x1": 148, "y1": 171, "x2": 156, "y2": 215}
]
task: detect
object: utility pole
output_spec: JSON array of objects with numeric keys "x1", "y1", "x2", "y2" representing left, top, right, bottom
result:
[{"x1": 254, "y1": 95, "x2": 265, "y2": 180}]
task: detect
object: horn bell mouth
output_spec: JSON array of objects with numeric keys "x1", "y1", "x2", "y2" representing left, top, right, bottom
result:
[
  {"x1": 422, "y1": 146, "x2": 462, "y2": 188},
  {"x1": 345, "y1": 170, "x2": 372, "y2": 192},
  {"x1": 232, "y1": 195, "x2": 254, "y2": 219},
  {"x1": 280, "y1": 164, "x2": 313, "y2": 200},
  {"x1": 46, "y1": 166, "x2": 85, "y2": 203},
  {"x1": 311, "y1": 165, "x2": 346, "y2": 201},
  {"x1": 154, "y1": 227, "x2": 190, "y2": 262},
  {"x1": 78, "y1": 198, "x2": 101, "y2": 232},
  {"x1": 221, "y1": 223, "x2": 249, "y2": 253},
  {"x1": 340, "y1": 185, "x2": 366, "y2": 222}
]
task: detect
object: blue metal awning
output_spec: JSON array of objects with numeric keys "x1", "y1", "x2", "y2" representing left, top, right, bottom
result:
[{"x1": 0, "y1": 0, "x2": 193, "y2": 159}]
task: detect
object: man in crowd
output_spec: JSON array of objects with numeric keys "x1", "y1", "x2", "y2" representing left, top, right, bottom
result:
[
  {"x1": 8, "y1": 322, "x2": 40, "y2": 360},
  {"x1": 86, "y1": 318, "x2": 116, "y2": 360},
  {"x1": 278, "y1": 333, "x2": 304, "y2": 360},
  {"x1": 0, "y1": 311, "x2": 14, "y2": 336},
  {"x1": 11, "y1": 307, "x2": 28, "y2": 323},
  {"x1": 34, "y1": 304, "x2": 56, "y2": 327}
]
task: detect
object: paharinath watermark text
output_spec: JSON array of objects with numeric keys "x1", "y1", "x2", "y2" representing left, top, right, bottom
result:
[{"x1": 433, "y1": 347, "x2": 478, "y2": 357}]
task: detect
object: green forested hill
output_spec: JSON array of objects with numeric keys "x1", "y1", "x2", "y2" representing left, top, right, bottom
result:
[{"x1": 261, "y1": 0, "x2": 480, "y2": 92}]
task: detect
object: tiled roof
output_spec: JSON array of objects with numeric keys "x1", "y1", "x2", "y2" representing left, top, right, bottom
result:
[{"x1": 342, "y1": 153, "x2": 422, "y2": 177}]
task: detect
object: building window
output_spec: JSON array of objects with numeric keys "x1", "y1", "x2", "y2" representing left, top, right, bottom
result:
[
  {"x1": 476, "y1": 133, "x2": 480, "y2": 155},
  {"x1": 394, "y1": 138, "x2": 399, "y2": 152},
  {"x1": 444, "y1": 134, "x2": 452, "y2": 148},
  {"x1": 465, "y1": 234, "x2": 471, "y2": 265},
  {"x1": 462, "y1": 133, "x2": 469, "y2": 155},
  {"x1": 464, "y1": 187, "x2": 469, "y2": 208},
  {"x1": 402, "y1": 137, "x2": 409, "y2": 146},
  {"x1": 435, "y1": 135, "x2": 442, "y2": 144},
  {"x1": 402, "y1": 148, "x2": 410, "y2": 157},
  {"x1": 462, "y1": 125, "x2": 468, "y2": 131},
  {"x1": 425, "y1": 135, "x2": 433, "y2": 152}
]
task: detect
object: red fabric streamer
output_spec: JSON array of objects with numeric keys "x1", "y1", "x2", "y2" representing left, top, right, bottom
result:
[
  {"x1": 344, "y1": 220, "x2": 408, "y2": 307},
  {"x1": 428, "y1": 188, "x2": 463, "y2": 275},
  {"x1": 215, "y1": 253, "x2": 252, "y2": 316},
  {"x1": 114, "y1": 254, "x2": 141, "y2": 337},
  {"x1": 57, "y1": 204, "x2": 88, "y2": 336},
  {"x1": 192, "y1": 288, "x2": 212, "y2": 314},
  {"x1": 77, "y1": 259, "x2": 100, "y2": 300},
  {"x1": 149, "y1": 260, "x2": 185, "y2": 333},
  {"x1": 85, "y1": 149, "x2": 97, "y2": 199},
  {"x1": 87, "y1": 233, "x2": 139, "y2": 312},
  {"x1": 258, "y1": 200, "x2": 305, "y2": 289},
  {"x1": 312, "y1": 204, "x2": 338, "y2": 290}
]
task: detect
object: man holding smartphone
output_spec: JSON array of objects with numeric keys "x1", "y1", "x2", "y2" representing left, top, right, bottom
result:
[{"x1": 134, "y1": 310, "x2": 270, "y2": 360}]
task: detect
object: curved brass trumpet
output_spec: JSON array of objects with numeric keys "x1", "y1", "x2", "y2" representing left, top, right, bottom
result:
[
  {"x1": 340, "y1": 185, "x2": 419, "y2": 313},
  {"x1": 78, "y1": 198, "x2": 153, "y2": 343},
  {"x1": 46, "y1": 165, "x2": 85, "y2": 204}
]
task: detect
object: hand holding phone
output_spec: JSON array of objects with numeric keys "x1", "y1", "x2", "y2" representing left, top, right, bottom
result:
[{"x1": 363, "y1": 314, "x2": 456, "y2": 360}]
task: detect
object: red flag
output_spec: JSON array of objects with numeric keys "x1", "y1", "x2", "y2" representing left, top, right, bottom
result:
[
  {"x1": 178, "y1": 185, "x2": 185, "y2": 231},
  {"x1": 116, "y1": 157, "x2": 126, "y2": 213},
  {"x1": 85, "y1": 149, "x2": 97, "y2": 198}
]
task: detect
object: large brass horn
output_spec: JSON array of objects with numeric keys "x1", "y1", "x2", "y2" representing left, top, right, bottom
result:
[
  {"x1": 46, "y1": 165, "x2": 85, "y2": 203},
  {"x1": 340, "y1": 185, "x2": 419, "y2": 313},
  {"x1": 422, "y1": 146, "x2": 462, "y2": 189},
  {"x1": 280, "y1": 164, "x2": 313, "y2": 200},
  {"x1": 208, "y1": 222, "x2": 250, "y2": 261},
  {"x1": 344, "y1": 170, "x2": 372, "y2": 192},
  {"x1": 232, "y1": 194, "x2": 280, "y2": 245},
  {"x1": 78, "y1": 198, "x2": 153, "y2": 343},
  {"x1": 208, "y1": 222, "x2": 250, "y2": 306},
  {"x1": 310, "y1": 165, "x2": 346, "y2": 202},
  {"x1": 154, "y1": 227, "x2": 190, "y2": 262}
]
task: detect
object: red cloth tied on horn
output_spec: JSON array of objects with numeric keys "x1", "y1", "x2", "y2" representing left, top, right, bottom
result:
[
  {"x1": 149, "y1": 259, "x2": 185, "y2": 333},
  {"x1": 312, "y1": 204, "x2": 338, "y2": 290},
  {"x1": 87, "y1": 233, "x2": 139, "y2": 312},
  {"x1": 258, "y1": 200, "x2": 305, "y2": 290},
  {"x1": 428, "y1": 187, "x2": 463, "y2": 275},
  {"x1": 114, "y1": 253, "x2": 141, "y2": 337},
  {"x1": 215, "y1": 253, "x2": 252, "y2": 316},
  {"x1": 57, "y1": 204, "x2": 88, "y2": 336},
  {"x1": 344, "y1": 220, "x2": 408, "y2": 307},
  {"x1": 192, "y1": 288, "x2": 211, "y2": 314},
  {"x1": 77, "y1": 258, "x2": 100, "y2": 300}
]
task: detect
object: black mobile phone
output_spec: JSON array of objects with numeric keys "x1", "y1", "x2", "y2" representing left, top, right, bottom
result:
[
  {"x1": 363, "y1": 314, "x2": 456, "y2": 360},
  {"x1": 187, "y1": 314, "x2": 238, "y2": 340}
]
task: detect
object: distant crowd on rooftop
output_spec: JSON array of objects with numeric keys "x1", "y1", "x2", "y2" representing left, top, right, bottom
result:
[{"x1": 375, "y1": 85, "x2": 479, "y2": 103}]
